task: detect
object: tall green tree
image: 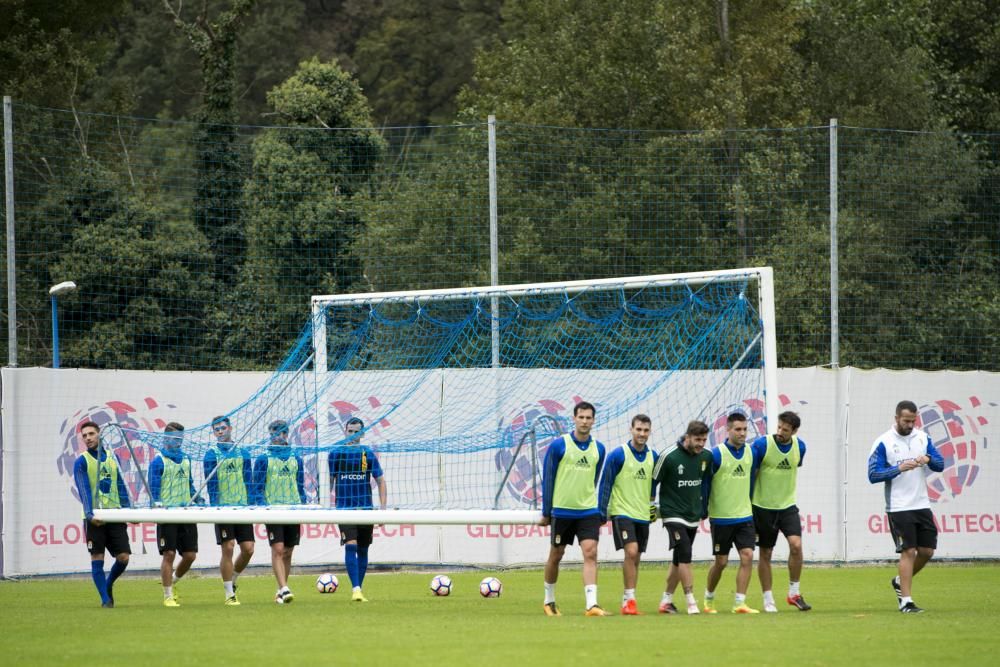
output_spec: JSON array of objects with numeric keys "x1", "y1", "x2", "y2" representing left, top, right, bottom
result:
[
  {"x1": 165, "y1": 0, "x2": 254, "y2": 286},
  {"x1": 228, "y1": 58, "x2": 385, "y2": 365}
]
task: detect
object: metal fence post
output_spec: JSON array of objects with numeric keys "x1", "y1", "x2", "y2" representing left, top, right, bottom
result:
[{"x1": 4, "y1": 96, "x2": 16, "y2": 367}]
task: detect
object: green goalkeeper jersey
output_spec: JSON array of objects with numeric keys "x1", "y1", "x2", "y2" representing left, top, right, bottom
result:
[{"x1": 653, "y1": 441, "x2": 713, "y2": 527}]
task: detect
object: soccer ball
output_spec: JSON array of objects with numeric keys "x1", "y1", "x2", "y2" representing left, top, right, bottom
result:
[
  {"x1": 430, "y1": 574, "x2": 453, "y2": 596},
  {"x1": 316, "y1": 572, "x2": 338, "y2": 593},
  {"x1": 479, "y1": 576, "x2": 502, "y2": 598}
]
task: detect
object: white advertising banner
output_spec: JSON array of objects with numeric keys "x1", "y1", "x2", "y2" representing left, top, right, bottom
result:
[{"x1": 1, "y1": 366, "x2": 997, "y2": 576}]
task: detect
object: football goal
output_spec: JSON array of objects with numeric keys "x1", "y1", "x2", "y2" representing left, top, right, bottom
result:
[{"x1": 94, "y1": 267, "x2": 777, "y2": 525}]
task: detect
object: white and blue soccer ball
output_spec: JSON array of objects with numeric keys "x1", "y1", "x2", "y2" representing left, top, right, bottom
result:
[
  {"x1": 479, "y1": 576, "x2": 502, "y2": 598},
  {"x1": 316, "y1": 572, "x2": 339, "y2": 594},
  {"x1": 430, "y1": 574, "x2": 453, "y2": 596}
]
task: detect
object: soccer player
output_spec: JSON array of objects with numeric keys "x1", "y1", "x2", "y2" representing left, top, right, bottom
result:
[
  {"x1": 751, "y1": 410, "x2": 811, "y2": 612},
  {"x1": 148, "y1": 422, "x2": 198, "y2": 608},
  {"x1": 704, "y1": 412, "x2": 759, "y2": 614},
  {"x1": 204, "y1": 415, "x2": 255, "y2": 606},
  {"x1": 652, "y1": 420, "x2": 713, "y2": 615},
  {"x1": 253, "y1": 419, "x2": 306, "y2": 604},
  {"x1": 72, "y1": 420, "x2": 132, "y2": 608},
  {"x1": 597, "y1": 414, "x2": 658, "y2": 615},
  {"x1": 329, "y1": 417, "x2": 387, "y2": 602},
  {"x1": 540, "y1": 401, "x2": 608, "y2": 616},
  {"x1": 868, "y1": 400, "x2": 944, "y2": 613}
]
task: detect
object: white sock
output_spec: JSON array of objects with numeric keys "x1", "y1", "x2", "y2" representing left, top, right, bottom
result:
[
  {"x1": 232, "y1": 571, "x2": 240, "y2": 584},
  {"x1": 281, "y1": 585, "x2": 291, "y2": 594},
  {"x1": 163, "y1": 586, "x2": 173, "y2": 598},
  {"x1": 224, "y1": 581, "x2": 234, "y2": 596},
  {"x1": 622, "y1": 588, "x2": 635, "y2": 604},
  {"x1": 789, "y1": 581, "x2": 800, "y2": 597},
  {"x1": 353, "y1": 586, "x2": 362, "y2": 593},
  {"x1": 685, "y1": 591, "x2": 697, "y2": 606},
  {"x1": 893, "y1": 575, "x2": 900, "y2": 586},
  {"x1": 704, "y1": 590, "x2": 715, "y2": 601},
  {"x1": 544, "y1": 582, "x2": 556, "y2": 605},
  {"x1": 660, "y1": 592, "x2": 673, "y2": 605},
  {"x1": 735, "y1": 593, "x2": 746, "y2": 605},
  {"x1": 900, "y1": 596, "x2": 912, "y2": 607},
  {"x1": 172, "y1": 573, "x2": 183, "y2": 585},
  {"x1": 763, "y1": 590, "x2": 776, "y2": 605},
  {"x1": 584, "y1": 584, "x2": 598, "y2": 609}
]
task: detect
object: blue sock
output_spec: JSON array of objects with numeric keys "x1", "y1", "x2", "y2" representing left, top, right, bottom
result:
[
  {"x1": 90, "y1": 561, "x2": 109, "y2": 604},
  {"x1": 107, "y1": 559, "x2": 128, "y2": 591},
  {"x1": 345, "y1": 544, "x2": 359, "y2": 587},
  {"x1": 357, "y1": 546, "x2": 369, "y2": 586}
]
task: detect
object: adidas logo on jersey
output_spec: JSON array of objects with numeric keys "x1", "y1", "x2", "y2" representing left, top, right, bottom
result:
[
  {"x1": 635, "y1": 469, "x2": 647, "y2": 479},
  {"x1": 575, "y1": 456, "x2": 591, "y2": 468},
  {"x1": 733, "y1": 464, "x2": 746, "y2": 477},
  {"x1": 776, "y1": 458, "x2": 792, "y2": 470}
]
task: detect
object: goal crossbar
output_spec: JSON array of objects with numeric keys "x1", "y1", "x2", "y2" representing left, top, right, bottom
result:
[{"x1": 93, "y1": 508, "x2": 545, "y2": 525}]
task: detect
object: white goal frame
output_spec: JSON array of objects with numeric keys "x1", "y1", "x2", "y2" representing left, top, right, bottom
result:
[{"x1": 95, "y1": 267, "x2": 777, "y2": 525}]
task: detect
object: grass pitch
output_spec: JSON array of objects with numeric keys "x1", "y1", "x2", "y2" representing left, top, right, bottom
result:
[{"x1": 2, "y1": 563, "x2": 998, "y2": 665}]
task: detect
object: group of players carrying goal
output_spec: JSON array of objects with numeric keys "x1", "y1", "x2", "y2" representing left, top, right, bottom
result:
[
  {"x1": 74, "y1": 415, "x2": 385, "y2": 607},
  {"x1": 542, "y1": 401, "x2": 809, "y2": 616},
  {"x1": 75, "y1": 398, "x2": 941, "y2": 614}
]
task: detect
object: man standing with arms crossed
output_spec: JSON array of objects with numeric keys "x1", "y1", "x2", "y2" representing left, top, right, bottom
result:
[
  {"x1": 73, "y1": 420, "x2": 132, "y2": 608},
  {"x1": 204, "y1": 415, "x2": 255, "y2": 606},
  {"x1": 704, "y1": 412, "x2": 759, "y2": 614},
  {"x1": 751, "y1": 410, "x2": 811, "y2": 612},
  {"x1": 652, "y1": 420, "x2": 712, "y2": 615},
  {"x1": 598, "y1": 414, "x2": 658, "y2": 615},
  {"x1": 868, "y1": 400, "x2": 943, "y2": 613},
  {"x1": 329, "y1": 417, "x2": 387, "y2": 602},
  {"x1": 541, "y1": 401, "x2": 608, "y2": 616}
]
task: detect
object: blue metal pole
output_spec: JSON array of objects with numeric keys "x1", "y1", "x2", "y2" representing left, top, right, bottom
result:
[{"x1": 51, "y1": 295, "x2": 59, "y2": 368}]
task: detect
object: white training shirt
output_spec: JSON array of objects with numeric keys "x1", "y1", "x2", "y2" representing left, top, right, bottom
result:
[{"x1": 868, "y1": 426, "x2": 936, "y2": 512}]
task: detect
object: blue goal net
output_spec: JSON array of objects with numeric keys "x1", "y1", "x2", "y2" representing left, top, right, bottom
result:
[{"x1": 96, "y1": 269, "x2": 777, "y2": 523}]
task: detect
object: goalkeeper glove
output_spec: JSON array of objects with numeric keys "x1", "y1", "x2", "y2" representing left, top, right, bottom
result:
[{"x1": 649, "y1": 503, "x2": 659, "y2": 522}]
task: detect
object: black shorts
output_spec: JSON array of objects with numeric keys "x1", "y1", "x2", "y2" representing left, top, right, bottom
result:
[
  {"x1": 888, "y1": 509, "x2": 938, "y2": 553},
  {"x1": 157, "y1": 524, "x2": 199, "y2": 555},
  {"x1": 85, "y1": 521, "x2": 131, "y2": 557},
  {"x1": 664, "y1": 522, "x2": 698, "y2": 565},
  {"x1": 266, "y1": 524, "x2": 301, "y2": 547},
  {"x1": 215, "y1": 523, "x2": 255, "y2": 545},
  {"x1": 753, "y1": 505, "x2": 802, "y2": 549},
  {"x1": 550, "y1": 515, "x2": 602, "y2": 547},
  {"x1": 710, "y1": 520, "x2": 756, "y2": 555},
  {"x1": 340, "y1": 524, "x2": 374, "y2": 548},
  {"x1": 611, "y1": 517, "x2": 649, "y2": 552}
]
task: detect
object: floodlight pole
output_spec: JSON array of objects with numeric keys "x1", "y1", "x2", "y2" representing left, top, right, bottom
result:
[{"x1": 49, "y1": 281, "x2": 77, "y2": 368}]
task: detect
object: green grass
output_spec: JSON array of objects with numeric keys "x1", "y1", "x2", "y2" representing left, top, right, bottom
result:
[{"x1": 2, "y1": 563, "x2": 999, "y2": 665}]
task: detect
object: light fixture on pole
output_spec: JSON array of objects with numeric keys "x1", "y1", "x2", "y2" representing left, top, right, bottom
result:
[{"x1": 49, "y1": 281, "x2": 77, "y2": 369}]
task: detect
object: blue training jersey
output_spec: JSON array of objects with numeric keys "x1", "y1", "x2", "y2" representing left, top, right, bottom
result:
[
  {"x1": 73, "y1": 449, "x2": 132, "y2": 519},
  {"x1": 704, "y1": 441, "x2": 758, "y2": 525},
  {"x1": 597, "y1": 441, "x2": 659, "y2": 522},
  {"x1": 328, "y1": 445, "x2": 383, "y2": 509},
  {"x1": 541, "y1": 433, "x2": 606, "y2": 519}
]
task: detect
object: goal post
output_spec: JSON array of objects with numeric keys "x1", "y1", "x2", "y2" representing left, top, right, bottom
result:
[{"x1": 94, "y1": 267, "x2": 778, "y2": 526}]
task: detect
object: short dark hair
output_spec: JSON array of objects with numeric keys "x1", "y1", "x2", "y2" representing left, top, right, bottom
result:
[
  {"x1": 896, "y1": 400, "x2": 918, "y2": 415},
  {"x1": 164, "y1": 421, "x2": 185, "y2": 433},
  {"x1": 345, "y1": 417, "x2": 364, "y2": 429},
  {"x1": 574, "y1": 401, "x2": 596, "y2": 416},
  {"x1": 80, "y1": 420, "x2": 100, "y2": 433},
  {"x1": 211, "y1": 415, "x2": 231, "y2": 427},
  {"x1": 777, "y1": 411, "x2": 801, "y2": 430},
  {"x1": 726, "y1": 412, "x2": 747, "y2": 426},
  {"x1": 630, "y1": 414, "x2": 651, "y2": 427},
  {"x1": 269, "y1": 419, "x2": 289, "y2": 433},
  {"x1": 686, "y1": 420, "x2": 709, "y2": 436}
]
